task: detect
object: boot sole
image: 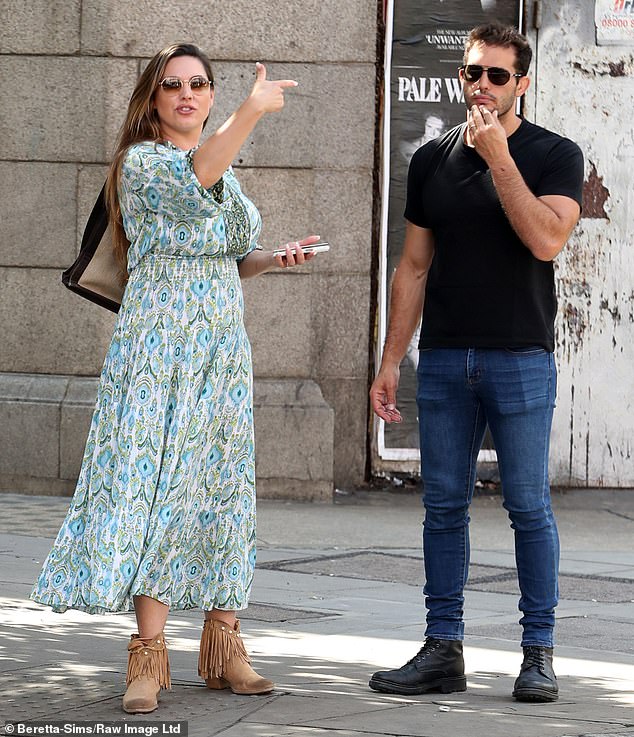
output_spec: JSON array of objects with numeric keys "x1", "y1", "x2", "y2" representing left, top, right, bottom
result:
[
  {"x1": 122, "y1": 701, "x2": 159, "y2": 714},
  {"x1": 369, "y1": 675, "x2": 467, "y2": 696},
  {"x1": 230, "y1": 686, "x2": 275, "y2": 695},
  {"x1": 512, "y1": 687, "x2": 558, "y2": 702},
  {"x1": 205, "y1": 677, "x2": 274, "y2": 695}
]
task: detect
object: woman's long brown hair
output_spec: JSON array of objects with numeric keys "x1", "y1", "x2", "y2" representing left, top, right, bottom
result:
[{"x1": 105, "y1": 43, "x2": 215, "y2": 278}]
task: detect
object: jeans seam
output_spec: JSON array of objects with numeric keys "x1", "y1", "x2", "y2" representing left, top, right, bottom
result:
[{"x1": 461, "y1": 403, "x2": 482, "y2": 592}]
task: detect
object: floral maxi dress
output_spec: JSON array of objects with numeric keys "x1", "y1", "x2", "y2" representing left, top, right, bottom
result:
[{"x1": 31, "y1": 141, "x2": 261, "y2": 614}]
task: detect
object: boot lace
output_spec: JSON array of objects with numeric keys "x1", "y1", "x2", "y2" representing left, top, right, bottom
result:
[
  {"x1": 523, "y1": 646, "x2": 546, "y2": 669},
  {"x1": 407, "y1": 638, "x2": 441, "y2": 665}
]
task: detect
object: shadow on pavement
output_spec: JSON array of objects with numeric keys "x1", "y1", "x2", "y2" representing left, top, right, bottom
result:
[{"x1": 2, "y1": 611, "x2": 633, "y2": 737}]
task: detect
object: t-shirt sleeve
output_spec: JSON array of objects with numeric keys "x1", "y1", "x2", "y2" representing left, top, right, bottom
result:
[
  {"x1": 121, "y1": 142, "x2": 230, "y2": 219},
  {"x1": 404, "y1": 144, "x2": 435, "y2": 227},
  {"x1": 534, "y1": 138, "x2": 584, "y2": 207}
]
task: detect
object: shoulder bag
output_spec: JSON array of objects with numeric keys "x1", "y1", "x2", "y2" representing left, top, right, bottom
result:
[{"x1": 61, "y1": 184, "x2": 124, "y2": 313}]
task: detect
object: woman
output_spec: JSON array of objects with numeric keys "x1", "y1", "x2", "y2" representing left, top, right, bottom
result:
[{"x1": 31, "y1": 43, "x2": 320, "y2": 714}]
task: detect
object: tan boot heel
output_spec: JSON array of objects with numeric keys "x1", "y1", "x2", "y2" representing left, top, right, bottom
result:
[
  {"x1": 205, "y1": 675, "x2": 229, "y2": 689},
  {"x1": 123, "y1": 633, "x2": 171, "y2": 714},
  {"x1": 198, "y1": 619, "x2": 274, "y2": 695}
]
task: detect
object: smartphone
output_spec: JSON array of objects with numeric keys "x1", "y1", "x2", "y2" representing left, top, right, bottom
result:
[{"x1": 272, "y1": 242, "x2": 330, "y2": 257}]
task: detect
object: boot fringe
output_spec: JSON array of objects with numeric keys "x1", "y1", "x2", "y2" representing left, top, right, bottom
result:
[
  {"x1": 198, "y1": 618, "x2": 250, "y2": 680},
  {"x1": 127, "y1": 633, "x2": 171, "y2": 689}
]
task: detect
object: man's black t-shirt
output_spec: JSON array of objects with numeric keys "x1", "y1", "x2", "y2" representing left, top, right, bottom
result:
[{"x1": 405, "y1": 119, "x2": 584, "y2": 351}]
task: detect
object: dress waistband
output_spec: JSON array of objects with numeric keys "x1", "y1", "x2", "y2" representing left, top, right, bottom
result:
[{"x1": 129, "y1": 254, "x2": 239, "y2": 281}]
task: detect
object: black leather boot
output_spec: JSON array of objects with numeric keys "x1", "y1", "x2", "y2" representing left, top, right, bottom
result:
[
  {"x1": 369, "y1": 638, "x2": 466, "y2": 695},
  {"x1": 512, "y1": 646, "x2": 558, "y2": 702}
]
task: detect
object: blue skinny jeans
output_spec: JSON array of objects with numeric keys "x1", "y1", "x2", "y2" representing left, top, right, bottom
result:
[{"x1": 416, "y1": 347, "x2": 559, "y2": 648}]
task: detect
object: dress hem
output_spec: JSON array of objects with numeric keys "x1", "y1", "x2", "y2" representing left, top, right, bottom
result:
[{"x1": 30, "y1": 593, "x2": 250, "y2": 616}]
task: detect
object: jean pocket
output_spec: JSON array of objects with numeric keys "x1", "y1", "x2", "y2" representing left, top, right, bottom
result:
[{"x1": 504, "y1": 346, "x2": 548, "y2": 355}]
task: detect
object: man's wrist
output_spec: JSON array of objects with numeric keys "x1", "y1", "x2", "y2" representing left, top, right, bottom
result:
[
  {"x1": 380, "y1": 353, "x2": 402, "y2": 370},
  {"x1": 488, "y1": 151, "x2": 516, "y2": 176}
]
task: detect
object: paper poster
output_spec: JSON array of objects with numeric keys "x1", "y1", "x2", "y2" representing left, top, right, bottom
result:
[
  {"x1": 595, "y1": 0, "x2": 634, "y2": 45},
  {"x1": 378, "y1": 0, "x2": 522, "y2": 459}
]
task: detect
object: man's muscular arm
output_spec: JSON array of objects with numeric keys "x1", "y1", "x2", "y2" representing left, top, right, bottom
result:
[
  {"x1": 470, "y1": 105, "x2": 581, "y2": 262},
  {"x1": 370, "y1": 222, "x2": 434, "y2": 423}
]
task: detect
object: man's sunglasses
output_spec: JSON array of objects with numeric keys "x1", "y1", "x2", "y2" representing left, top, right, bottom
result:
[
  {"x1": 158, "y1": 75, "x2": 213, "y2": 94},
  {"x1": 460, "y1": 64, "x2": 524, "y2": 86}
]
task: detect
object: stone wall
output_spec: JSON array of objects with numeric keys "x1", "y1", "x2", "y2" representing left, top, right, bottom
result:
[{"x1": 0, "y1": 1, "x2": 378, "y2": 497}]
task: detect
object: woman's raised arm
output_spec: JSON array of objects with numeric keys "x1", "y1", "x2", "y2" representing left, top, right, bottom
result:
[{"x1": 193, "y1": 63, "x2": 297, "y2": 188}]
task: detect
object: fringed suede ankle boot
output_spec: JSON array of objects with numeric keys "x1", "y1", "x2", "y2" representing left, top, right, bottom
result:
[
  {"x1": 122, "y1": 633, "x2": 171, "y2": 714},
  {"x1": 198, "y1": 618, "x2": 274, "y2": 695}
]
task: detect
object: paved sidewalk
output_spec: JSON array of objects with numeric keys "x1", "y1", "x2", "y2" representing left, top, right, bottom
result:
[{"x1": 1, "y1": 488, "x2": 633, "y2": 737}]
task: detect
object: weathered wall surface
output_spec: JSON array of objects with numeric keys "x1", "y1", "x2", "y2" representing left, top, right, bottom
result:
[
  {"x1": 0, "y1": 1, "x2": 377, "y2": 495},
  {"x1": 525, "y1": 0, "x2": 634, "y2": 486}
]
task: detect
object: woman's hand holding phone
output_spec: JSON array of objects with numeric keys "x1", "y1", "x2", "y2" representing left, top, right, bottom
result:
[{"x1": 272, "y1": 235, "x2": 329, "y2": 268}]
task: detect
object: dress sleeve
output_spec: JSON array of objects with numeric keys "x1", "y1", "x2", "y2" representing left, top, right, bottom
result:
[
  {"x1": 121, "y1": 142, "x2": 230, "y2": 220},
  {"x1": 223, "y1": 167, "x2": 263, "y2": 262}
]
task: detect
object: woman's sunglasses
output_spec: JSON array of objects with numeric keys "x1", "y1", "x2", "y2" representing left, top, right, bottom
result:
[
  {"x1": 460, "y1": 64, "x2": 524, "y2": 86},
  {"x1": 158, "y1": 76, "x2": 213, "y2": 94}
]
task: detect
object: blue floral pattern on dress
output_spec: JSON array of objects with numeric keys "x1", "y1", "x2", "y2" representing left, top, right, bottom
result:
[{"x1": 31, "y1": 141, "x2": 262, "y2": 614}]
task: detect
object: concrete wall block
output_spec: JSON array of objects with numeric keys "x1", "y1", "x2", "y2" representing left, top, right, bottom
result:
[
  {"x1": 0, "y1": 374, "x2": 35, "y2": 402},
  {"x1": 0, "y1": 163, "x2": 78, "y2": 268},
  {"x1": 256, "y1": 478, "x2": 332, "y2": 502},
  {"x1": 311, "y1": 274, "x2": 371, "y2": 378},
  {"x1": 304, "y1": 65, "x2": 376, "y2": 171},
  {"x1": 236, "y1": 167, "x2": 373, "y2": 274},
  {"x1": 0, "y1": 372, "x2": 68, "y2": 403},
  {"x1": 59, "y1": 376, "x2": 99, "y2": 480},
  {"x1": 204, "y1": 63, "x2": 375, "y2": 170},
  {"x1": 255, "y1": 378, "x2": 331, "y2": 408},
  {"x1": 22, "y1": 375, "x2": 68, "y2": 402},
  {"x1": 0, "y1": 372, "x2": 69, "y2": 480},
  {"x1": 313, "y1": 169, "x2": 374, "y2": 274},
  {"x1": 320, "y1": 378, "x2": 368, "y2": 489},
  {"x1": 0, "y1": 57, "x2": 137, "y2": 162},
  {"x1": 60, "y1": 406, "x2": 94, "y2": 481},
  {"x1": 80, "y1": 0, "x2": 376, "y2": 62},
  {"x1": 254, "y1": 405, "x2": 334, "y2": 480},
  {"x1": 0, "y1": 400, "x2": 60, "y2": 477},
  {"x1": 0, "y1": 0, "x2": 81, "y2": 54},
  {"x1": 236, "y1": 168, "x2": 316, "y2": 250},
  {"x1": 0, "y1": 475, "x2": 75, "y2": 495},
  {"x1": 0, "y1": 268, "x2": 115, "y2": 375},
  {"x1": 254, "y1": 379, "x2": 334, "y2": 483},
  {"x1": 64, "y1": 376, "x2": 100, "y2": 406},
  {"x1": 59, "y1": 376, "x2": 99, "y2": 481},
  {"x1": 242, "y1": 273, "x2": 313, "y2": 378}
]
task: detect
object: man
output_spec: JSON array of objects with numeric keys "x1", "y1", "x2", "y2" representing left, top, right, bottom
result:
[{"x1": 369, "y1": 23, "x2": 583, "y2": 702}]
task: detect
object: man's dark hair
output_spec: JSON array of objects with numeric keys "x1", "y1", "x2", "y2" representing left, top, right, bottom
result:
[{"x1": 464, "y1": 22, "x2": 532, "y2": 76}]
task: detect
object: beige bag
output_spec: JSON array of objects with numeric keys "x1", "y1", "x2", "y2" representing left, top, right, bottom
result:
[{"x1": 62, "y1": 184, "x2": 124, "y2": 312}]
